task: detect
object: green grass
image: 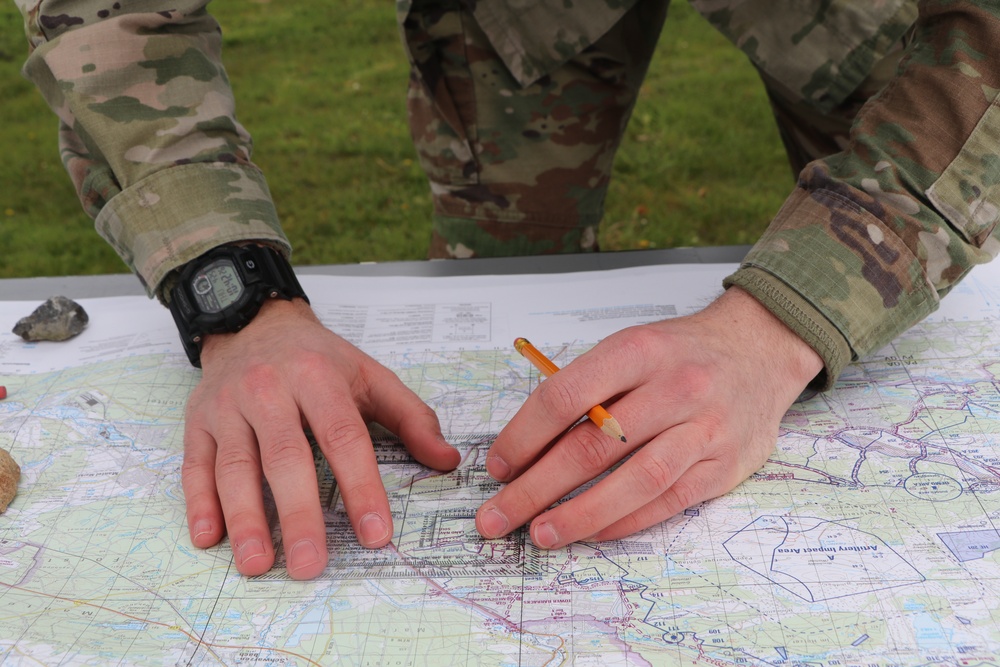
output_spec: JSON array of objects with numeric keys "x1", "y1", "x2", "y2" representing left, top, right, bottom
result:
[{"x1": 0, "y1": 1, "x2": 792, "y2": 277}]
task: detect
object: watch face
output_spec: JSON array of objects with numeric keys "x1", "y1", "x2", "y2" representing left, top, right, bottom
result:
[{"x1": 190, "y1": 258, "x2": 244, "y2": 313}]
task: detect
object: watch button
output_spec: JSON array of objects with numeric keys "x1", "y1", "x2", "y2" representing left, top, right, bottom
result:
[
  {"x1": 174, "y1": 288, "x2": 197, "y2": 319},
  {"x1": 238, "y1": 248, "x2": 264, "y2": 284}
]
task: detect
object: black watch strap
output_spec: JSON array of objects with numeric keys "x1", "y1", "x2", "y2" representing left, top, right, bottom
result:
[{"x1": 168, "y1": 244, "x2": 309, "y2": 368}]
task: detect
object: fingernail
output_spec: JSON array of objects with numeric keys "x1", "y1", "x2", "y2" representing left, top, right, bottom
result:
[
  {"x1": 192, "y1": 520, "x2": 213, "y2": 543},
  {"x1": 486, "y1": 454, "x2": 511, "y2": 481},
  {"x1": 479, "y1": 506, "x2": 509, "y2": 538},
  {"x1": 237, "y1": 538, "x2": 266, "y2": 565},
  {"x1": 289, "y1": 539, "x2": 320, "y2": 574},
  {"x1": 533, "y1": 522, "x2": 560, "y2": 549},
  {"x1": 359, "y1": 512, "x2": 389, "y2": 546}
]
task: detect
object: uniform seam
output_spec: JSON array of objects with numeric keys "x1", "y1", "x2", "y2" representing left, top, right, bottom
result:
[
  {"x1": 745, "y1": 272, "x2": 846, "y2": 363},
  {"x1": 457, "y1": 8, "x2": 480, "y2": 152},
  {"x1": 839, "y1": 36, "x2": 916, "y2": 158}
]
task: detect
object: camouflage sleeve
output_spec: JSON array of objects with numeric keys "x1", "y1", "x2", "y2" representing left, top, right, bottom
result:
[
  {"x1": 725, "y1": 0, "x2": 1000, "y2": 389},
  {"x1": 13, "y1": 0, "x2": 289, "y2": 300}
]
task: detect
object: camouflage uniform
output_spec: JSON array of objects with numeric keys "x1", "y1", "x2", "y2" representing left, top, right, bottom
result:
[{"x1": 11, "y1": 0, "x2": 1000, "y2": 389}]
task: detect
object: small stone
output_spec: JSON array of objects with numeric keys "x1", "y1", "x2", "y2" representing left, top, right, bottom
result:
[
  {"x1": 0, "y1": 448, "x2": 18, "y2": 513},
  {"x1": 12, "y1": 296, "x2": 89, "y2": 342}
]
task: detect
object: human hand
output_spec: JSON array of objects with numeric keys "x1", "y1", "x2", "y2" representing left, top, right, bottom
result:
[
  {"x1": 475, "y1": 287, "x2": 823, "y2": 547},
  {"x1": 180, "y1": 298, "x2": 460, "y2": 579}
]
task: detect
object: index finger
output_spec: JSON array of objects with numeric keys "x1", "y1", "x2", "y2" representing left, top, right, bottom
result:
[{"x1": 488, "y1": 335, "x2": 640, "y2": 481}]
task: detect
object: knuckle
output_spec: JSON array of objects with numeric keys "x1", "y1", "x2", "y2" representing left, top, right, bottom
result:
[
  {"x1": 674, "y1": 363, "x2": 715, "y2": 403},
  {"x1": 180, "y1": 469, "x2": 217, "y2": 508},
  {"x1": 630, "y1": 456, "x2": 675, "y2": 498},
  {"x1": 320, "y1": 417, "x2": 370, "y2": 456},
  {"x1": 259, "y1": 431, "x2": 310, "y2": 473},
  {"x1": 571, "y1": 428, "x2": 620, "y2": 473},
  {"x1": 337, "y1": 477, "x2": 385, "y2": 503},
  {"x1": 241, "y1": 362, "x2": 281, "y2": 393},
  {"x1": 224, "y1": 506, "x2": 262, "y2": 532},
  {"x1": 689, "y1": 412, "x2": 727, "y2": 458},
  {"x1": 181, "y1": 454, "x2": 212, "y2": 480},
  {"x1": 664, "y1": 477, "x2": 702, "y2": 514},
  {"x1": 186, "y1": 387, "x2": 227, "y2": 421},
  {"x1": 616, "y1": 325, "x2": 660, "y2": 359},
  {"x1": 534, "y1": 375, "x2": 583, "y2": 423},
  {"x1": 214, "y1": 448, "x2": 260, "y2": 480},
  {"x1": 502, "y1": 481, "x2": 548, "y2": 519},
  {"x1": 709, "y1": 432, "x2": 741, "y2": 465},
  {"x1": 296, "y1": 351, "x2": 338, "y2": 383},
  {"x1": 409, "y1": 400, "x2": 439, "y2": 424},
  {"x1": 518, "y1": 482, "x2": 550, "y2": 514},
  {"x1": 276, "y1": 504, "x2": 316, "y2": 527},
  {"x1": 612, "y1": 325, "x2": 668, "y2": 372},
  {"x1": 354, "y1": 360, "x2": 389, "y2": 396},
  {"x1": 395, "y1": 400, "x2": 439, "y2": 435}
]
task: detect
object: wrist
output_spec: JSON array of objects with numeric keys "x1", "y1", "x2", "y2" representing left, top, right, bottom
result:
[
  {"x1": 723, "y1": 267, "x2": 851, "y2": 390},
  {"x1": 711, "y1": 287, "x2": 824, "y2": 390},
  {"x1": 168, "y1": 244, "x2": 309, "y2": 367},
  {"x1": 200, "y1": 297, "x2": 315, "y2": 363}
]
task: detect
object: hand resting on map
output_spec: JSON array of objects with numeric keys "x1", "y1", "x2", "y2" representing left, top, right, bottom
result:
[
  {"x1": 475, "y1": 286, "x2": 824, "y2": 547},
  {"x1": 180, "y1": 297, "x2": 461, "y2": 579}
]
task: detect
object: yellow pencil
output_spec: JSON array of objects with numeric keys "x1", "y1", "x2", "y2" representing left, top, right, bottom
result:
[{"x1": 513, "y1": 337, "x2": 627, "y2": 443}]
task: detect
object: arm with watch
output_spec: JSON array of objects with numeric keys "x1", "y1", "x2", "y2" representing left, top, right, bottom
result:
[
  {"x1": 169, "y1": 244, "x2": 459, "y2": 579},
  {"x1": 15, "y1": 0, "x2": 459, "y2": 579}
]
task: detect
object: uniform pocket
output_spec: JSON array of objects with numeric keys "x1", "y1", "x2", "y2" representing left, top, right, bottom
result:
[
  {"x1": 926, "y1": 97, "x2": 1000, "y2": 248},
  {"x1": 401, "y1": 0, "x2": 479, "y2": 186}
]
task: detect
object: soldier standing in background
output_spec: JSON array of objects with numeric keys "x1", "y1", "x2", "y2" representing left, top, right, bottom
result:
[{"x1": 10, "y1": 0, "x2": 999, "y2": 579}]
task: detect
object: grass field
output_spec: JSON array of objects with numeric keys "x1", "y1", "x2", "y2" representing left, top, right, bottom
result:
[{"x1": 0, "y1": 1, "x2": 793, "y2": 278}]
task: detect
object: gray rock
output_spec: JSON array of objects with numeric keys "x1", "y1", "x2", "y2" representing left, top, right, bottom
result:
[{"x1": 13, "y1": 296, "x2": 89, "y2": 342}]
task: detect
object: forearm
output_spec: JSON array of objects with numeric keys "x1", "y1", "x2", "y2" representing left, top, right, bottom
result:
[
  {"x1": 729, "y1": 0, "x2": 1000, "y2": 387},
  {"x1": 13, "y1": 1, "x2": 288, "y2": 298}
]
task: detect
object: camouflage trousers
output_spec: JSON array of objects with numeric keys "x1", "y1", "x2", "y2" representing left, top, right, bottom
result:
[{"x1": 402, "y1": 0, "x2": 907, "y2": 259}]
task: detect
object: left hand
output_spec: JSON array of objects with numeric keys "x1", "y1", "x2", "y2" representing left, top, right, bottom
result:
[
  {"x1": 474, "y1": 286, "x2": 824, "y2": 547},
  {"x1": 181, "y1": 298, "x2": 459, "y2": 579}
]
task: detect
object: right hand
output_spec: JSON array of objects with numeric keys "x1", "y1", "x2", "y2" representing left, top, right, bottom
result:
[
  {"x1": 180, "y1": 298, "x2": 460, "y2": 579},
  {"x1": 475, "y1": 286, "x2": 823, "y2": 548}
]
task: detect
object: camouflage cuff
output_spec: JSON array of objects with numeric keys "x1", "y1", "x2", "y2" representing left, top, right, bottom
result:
[
  {"x1": 733, "y1": 186, "x2": 939, "y2": 377},
  {"x1": 93, "y1": 162, "x2": 290, "y2": 301},
  {"x1": 724, "y1": 267, "x2": 851, "y2": 391}
]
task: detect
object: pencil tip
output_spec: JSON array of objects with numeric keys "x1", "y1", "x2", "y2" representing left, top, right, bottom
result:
[{"x1": 620, "y1": 436, "x2": 627, "y2": 443}]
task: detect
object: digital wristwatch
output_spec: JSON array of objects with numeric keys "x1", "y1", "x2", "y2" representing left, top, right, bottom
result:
[{"x1": 168, "y1": 244, "x2": 309, "y2": 367}]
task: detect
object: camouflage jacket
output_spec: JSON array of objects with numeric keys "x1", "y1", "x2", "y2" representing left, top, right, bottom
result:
[{"x1": 13, "y1": 0, "x2": 1000, "y2": 388}]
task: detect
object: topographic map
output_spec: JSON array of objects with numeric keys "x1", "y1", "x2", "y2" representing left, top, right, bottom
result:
[{"x1": 0, "y1": 264, "x2": 999, "y2": 666}]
